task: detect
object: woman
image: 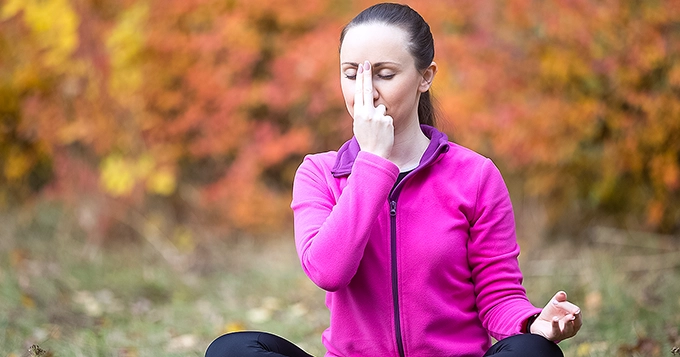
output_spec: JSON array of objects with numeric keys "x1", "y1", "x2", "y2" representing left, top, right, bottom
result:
[{"x1": 205, "y1": 3, "x2": 582, "y2": 357}]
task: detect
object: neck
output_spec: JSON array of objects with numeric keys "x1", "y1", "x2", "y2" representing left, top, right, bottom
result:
[{"x1": 388, "y1": 119, "x2": 430, "y2": 171}]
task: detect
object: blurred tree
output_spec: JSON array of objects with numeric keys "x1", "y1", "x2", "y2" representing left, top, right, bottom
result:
[
  {"x1": 432, "y1": 0, "x2": 680, "y2": 234},
  {"x1": 0, "y1": 0, "x2": 349, "y2": 240},
  {"x1": 0, "y1": 0, "x2": 678, "y2": 242}
]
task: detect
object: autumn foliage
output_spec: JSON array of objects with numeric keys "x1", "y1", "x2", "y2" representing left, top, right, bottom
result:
[{"x1": 1, "y1": 0, "x2": 679, "y2": 240}]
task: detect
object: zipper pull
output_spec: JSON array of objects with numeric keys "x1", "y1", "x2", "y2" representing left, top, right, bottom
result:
[{"x1": 390, "y1": 201, "x2": 396, "y2": 216}]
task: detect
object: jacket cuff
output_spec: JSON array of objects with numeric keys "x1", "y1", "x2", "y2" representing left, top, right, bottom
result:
[{"x1": 524, "y1": 313, "x2": 540, "y2": 333}]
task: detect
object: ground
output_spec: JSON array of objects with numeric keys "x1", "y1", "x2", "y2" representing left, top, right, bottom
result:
[{"x1": 1, "y1": 205, "x2": 679, "y2": 356}]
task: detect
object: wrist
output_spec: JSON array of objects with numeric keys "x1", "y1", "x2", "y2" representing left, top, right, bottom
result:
[{"x1": 525, "y1": 313, "x2": 539, "y2": 333}]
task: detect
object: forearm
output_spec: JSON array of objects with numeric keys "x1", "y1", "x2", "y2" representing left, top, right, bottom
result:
[{"x1": 292, "y1": 152, "x2": 398, "y2": 291}]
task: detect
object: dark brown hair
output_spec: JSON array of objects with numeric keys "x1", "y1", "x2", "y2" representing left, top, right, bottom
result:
[{"x1": 340, "y1": 3, "x2": 437, "y2": 127}]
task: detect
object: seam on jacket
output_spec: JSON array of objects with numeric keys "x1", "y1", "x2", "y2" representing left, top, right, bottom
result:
[{"x1": 471, "y1": 158, "x2": 490, "y2": 226}]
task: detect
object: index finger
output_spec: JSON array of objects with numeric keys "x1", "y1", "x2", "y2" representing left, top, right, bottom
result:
[
  {"x1": 552, "y1": 299, "x2": 581, "y2": 315},
  {"x1": 354, "y1": 61, "x2": 365, "y2": 111},
  {"x1": 362, "y1": 60, "x2": 373, "y2": 107}
]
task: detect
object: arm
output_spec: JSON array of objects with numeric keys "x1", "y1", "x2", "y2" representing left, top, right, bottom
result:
[
  {"x1": 467, "y1": 159, "x2": 541, "y2": 340},
  {"x1": 292, "y1": 60, "x2": 399, "y2": 291},
  {"x1": 291, "y1": 152, "x2": 398, "y2": 291},
  {"x1": 468, "y1": 159, "x2": 582, "y2": 342}
]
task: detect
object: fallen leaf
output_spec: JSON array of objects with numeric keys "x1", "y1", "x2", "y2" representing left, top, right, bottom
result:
[
  {"x1": 21, "y1": 294, "x2": 36, "y2": 309},
  {"x1": 166, "y1": 334, "x2": 198, "y2": 352},
  {"x1": 247, "y1": 307, "x2": 271, "y2": 324},
  {"x1": 223, "y1": 321, "x2": 246, "y2": 334}
]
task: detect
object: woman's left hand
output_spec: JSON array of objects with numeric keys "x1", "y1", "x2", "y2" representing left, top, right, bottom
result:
[{"x1": 530, "y1": 291, "x2": 582, "y2": 342}]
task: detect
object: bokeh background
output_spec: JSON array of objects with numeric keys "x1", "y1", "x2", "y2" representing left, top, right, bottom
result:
[{"x1": 1, "y1": 0, "x2": 679, "y2": 356}]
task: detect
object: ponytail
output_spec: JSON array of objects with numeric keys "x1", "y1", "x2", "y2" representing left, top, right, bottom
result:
[{"x1": 418, "y1": 90, "x2": 436, "y2": 127}]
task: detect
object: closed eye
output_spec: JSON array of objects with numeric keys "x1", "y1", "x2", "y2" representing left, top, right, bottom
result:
[{"x1": 377, "y1": 74, "x2": 395, "y2": 80}]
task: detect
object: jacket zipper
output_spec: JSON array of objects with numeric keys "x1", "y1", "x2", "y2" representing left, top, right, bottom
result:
[
  {"x1": 387, "y1": 144, "x2": 447, "y2": 357},
  {"x1": 390, "y1": 200, "x2": 406, "y2": 357}
]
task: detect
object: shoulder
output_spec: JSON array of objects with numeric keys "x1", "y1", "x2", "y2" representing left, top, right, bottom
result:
[
  {"x1": 294, "y1": 150, "x2": 339, "y2": 179},
  {"x1": 440, "y1": 142, "x2": 497, "y2": 173},
  {"x1": 446, "y1": 142, "x2": 489, "y2": 161},
  {"x1": 302, "y1": 150, "x2": 338, "y2": 165},
  {"x1": 432, "y1": 142, "x2": 509, "y2": 199}
]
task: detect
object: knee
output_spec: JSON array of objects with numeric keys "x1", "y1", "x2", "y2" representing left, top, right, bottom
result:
[
  {"x1": 518, "y1": 334, "x2": 564, "y2": 357},
  {"x1": 205, "y1": 332, "x2": 256, "y2": 357},
  {"x1": 491, "y1": 333, "x2": 564, "y2": 357}
]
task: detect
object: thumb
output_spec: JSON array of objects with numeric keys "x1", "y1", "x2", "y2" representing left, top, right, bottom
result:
[
  {"x1": 553, "y1": 291, "x2": 568, "y2": 303},
  {"x1": 374, "y1": 104, "x2": 386, "y2": 117}
]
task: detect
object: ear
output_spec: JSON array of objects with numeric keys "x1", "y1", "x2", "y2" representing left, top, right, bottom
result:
[{"x1": 419, "y1": 61, "x2": 438, "y2": 93}]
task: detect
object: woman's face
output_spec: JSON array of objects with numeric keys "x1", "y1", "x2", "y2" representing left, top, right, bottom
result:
[{"x1": 339, "y1": 23, "x2": 434, "y2": 127}]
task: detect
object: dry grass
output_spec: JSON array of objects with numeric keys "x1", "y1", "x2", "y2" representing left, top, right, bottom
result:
[{"x1": 1, "y1": 204, "x2": 679, "y2": 357}]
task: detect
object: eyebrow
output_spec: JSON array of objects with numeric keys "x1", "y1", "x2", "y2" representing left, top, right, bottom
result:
[{"x1": 341, "y1": 61, "x2": 399, "y2": 68}]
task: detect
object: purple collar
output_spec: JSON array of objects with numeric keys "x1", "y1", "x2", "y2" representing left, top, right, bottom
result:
[{"x1": 331, "y1": 125, "x2": 450, "y2": 177}]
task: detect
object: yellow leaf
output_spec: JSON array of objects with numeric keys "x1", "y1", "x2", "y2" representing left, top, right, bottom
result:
[
  {"x1": 576, "y1": 342, "x2": 590, "y2": 356},
  {"x1": 100, "y1": 155, "x2": 136, "y2": 197},
  {"x1": 1, "y1": 0, "x2": 24, "y2": 19},
  {"x1": 21, "y1": 293, "x2": 36, "y2": 309},
  {"x1": 3, "y1": 149, "x2": 31, "y2": 180},
  {"x1": 146, "y1": 169, "x2": 176, "y2": 196},
  {"x1": 2, "y1": 0, "x2": 79, "y2": 69},
  {"x1": 107, "y1": 3, "x2": 148, "y2": 98},
  {"x1": 222, "y1": 321, "x2": 246, "y2": 334}
]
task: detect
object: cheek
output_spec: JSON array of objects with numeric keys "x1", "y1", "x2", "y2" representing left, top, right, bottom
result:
[
  {"x1": 392, "y1": 82, "x2": 418, "y2": 104},
  {"x1": 378, "y1": 82, "x2": 418, "y2": 115},
  {"x1": 340, "y1": 80, "x2": 354, "y2": 114}
]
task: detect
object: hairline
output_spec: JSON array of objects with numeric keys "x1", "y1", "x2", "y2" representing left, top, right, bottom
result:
[{"x1": 340, "y1": 21, "x2": 420, "y2": 68}]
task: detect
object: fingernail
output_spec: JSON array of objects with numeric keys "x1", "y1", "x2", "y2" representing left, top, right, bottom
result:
[
  {"x1": 358, "y1": 65, "x2": 364, "y2": 74},
  {"x1": 552, "y1": 300, "x2": 558, "y2": 305},
  {"x1": 364, "y1": 60, "x2": 370, "y2": 71}
]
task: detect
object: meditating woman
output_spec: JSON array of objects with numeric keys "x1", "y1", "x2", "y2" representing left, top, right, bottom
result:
[{"x1": 205, "y1": 3, "x2": 582, "y2": 356}]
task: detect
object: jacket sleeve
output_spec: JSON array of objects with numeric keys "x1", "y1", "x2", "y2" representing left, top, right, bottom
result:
[
  {"x1": 467, "y1": 159, "x2": 542, "y2": 341},
  {"x1": 291, "y1": 151, "x2": 399, "y2": 292}
]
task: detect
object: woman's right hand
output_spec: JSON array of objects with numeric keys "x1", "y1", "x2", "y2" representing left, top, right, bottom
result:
[{"x1": 353, "y1": 60, "x2": 394, "y2": 159}]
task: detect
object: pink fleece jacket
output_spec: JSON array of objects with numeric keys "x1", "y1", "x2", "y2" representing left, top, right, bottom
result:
[{"x1": 291, "y1": 126, "x2": 541, "y2": 357}]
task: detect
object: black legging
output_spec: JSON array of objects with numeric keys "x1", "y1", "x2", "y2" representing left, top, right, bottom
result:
[{"x1": 205, "y1": 331, "x2": 564, "y2": 357}]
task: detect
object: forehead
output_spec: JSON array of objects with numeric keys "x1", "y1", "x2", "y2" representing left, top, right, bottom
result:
[{"x1": 340, "y1": 23, "x2": 413, "y2": 64}]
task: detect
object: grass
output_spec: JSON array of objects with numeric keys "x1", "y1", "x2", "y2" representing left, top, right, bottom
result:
[
  {"x1": 0, "y1": 202, "x2": 328, "y2": 357},
  {"x1": 1, "y1": 203, "x2": 679, "y2": 357}
]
